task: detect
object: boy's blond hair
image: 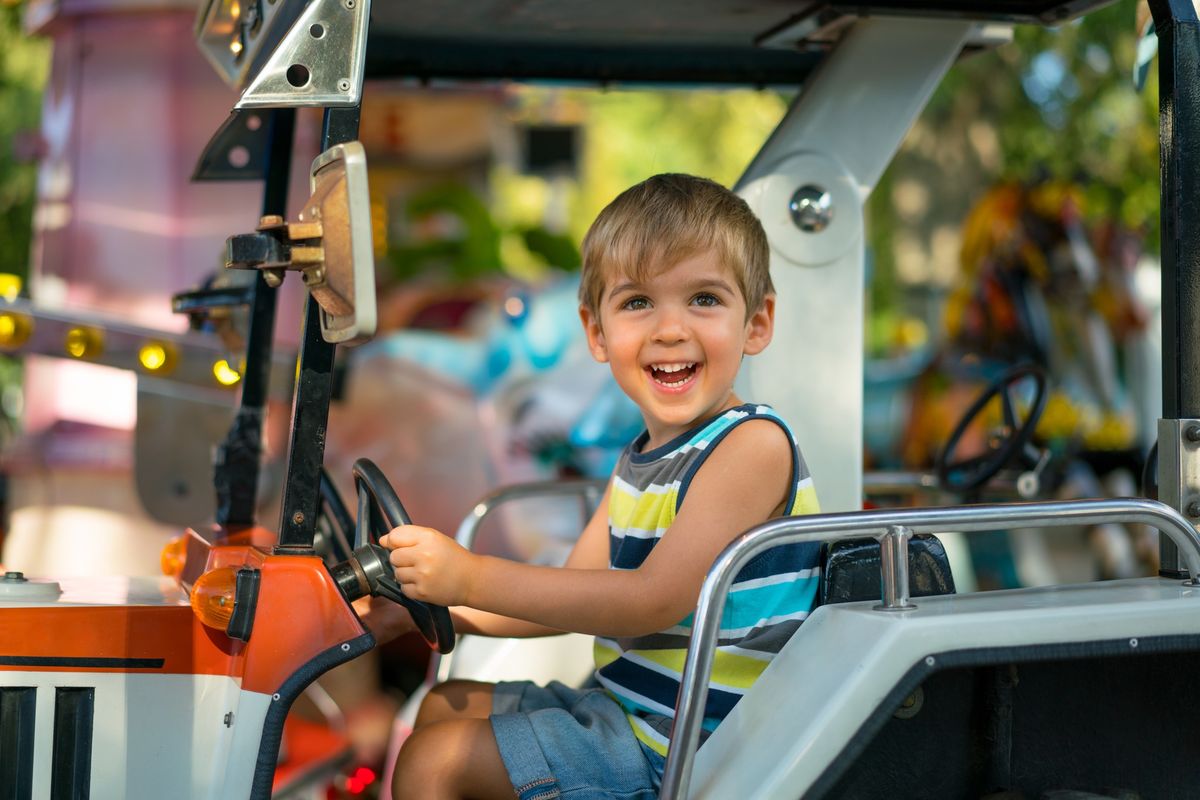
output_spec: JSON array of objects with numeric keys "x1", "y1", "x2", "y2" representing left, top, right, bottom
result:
[{"x1": 579, "y1": 173, "x2": 772, "y2": 320}]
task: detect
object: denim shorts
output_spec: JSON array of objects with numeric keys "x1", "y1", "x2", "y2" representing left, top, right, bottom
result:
[{"x1": 490, "y1": 680, "x2": 666, "y2": 800}]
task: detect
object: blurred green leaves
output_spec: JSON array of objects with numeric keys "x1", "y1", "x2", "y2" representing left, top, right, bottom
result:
[
  {"x1": 0, "y1": 2, "x2": 49, "y2": 282},
  {"x1": 869, "y1": 0, "x2": 1159, "y2": 313}
]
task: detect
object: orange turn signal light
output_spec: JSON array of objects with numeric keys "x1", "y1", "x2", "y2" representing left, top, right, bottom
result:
[
  {"x1": 160, "y1": 535, "x2": 187, "y2": 579},
  {"x1": 190, "y1": 566, "x2": 238, "y2": 631}
]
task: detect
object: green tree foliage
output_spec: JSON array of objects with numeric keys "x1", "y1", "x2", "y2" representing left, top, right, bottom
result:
[
  {"x1": 869, "y1": 0, "x2": 1158, "y2": 314},
  {"x1": 0, "y1": 2, "x2": 50, "y2": 281}
]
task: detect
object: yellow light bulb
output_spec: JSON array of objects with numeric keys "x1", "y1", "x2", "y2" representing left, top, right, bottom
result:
[
  {"x1": 138, "y1": 341, "x2": 178, "y2": 374},
  {"x1": 213, "y1": 358, "x2": 242, "y2": 386},
  {"x1": 65, "y1": 327, "x2": 103, "y2": 359},
  {"x1": 0, "y1": 313, "x2": 32, "y2": 349},
  {"x1": 0, "y1": 274, "x2": 22, "y2": 302}
]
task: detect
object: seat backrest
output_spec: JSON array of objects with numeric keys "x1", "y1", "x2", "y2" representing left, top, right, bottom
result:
[{"x1": 819, "y1": 534, "x2": 955, "y2": 606}]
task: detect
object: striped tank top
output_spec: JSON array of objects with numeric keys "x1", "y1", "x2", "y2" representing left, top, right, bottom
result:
[{"x1": 593, "y1": 403, "x2": 821, "y2": 756}]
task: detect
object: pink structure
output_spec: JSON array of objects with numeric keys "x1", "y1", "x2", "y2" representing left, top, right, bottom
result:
[{"x1": 4, "y1": 2, "x2": 313, "y2": 574}]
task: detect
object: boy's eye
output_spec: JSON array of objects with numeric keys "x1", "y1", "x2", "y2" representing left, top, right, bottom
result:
[
  {"x1": 620, "y1": 296, "x2": 650, "y2": 311},
  {"x1": 692, "y1": 293, "x2": 721, "y2": 307}
]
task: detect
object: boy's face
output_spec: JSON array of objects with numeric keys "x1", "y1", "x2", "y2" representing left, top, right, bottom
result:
[{"x1": 579, "y1": 250, "x2": 774, "y2": 450}]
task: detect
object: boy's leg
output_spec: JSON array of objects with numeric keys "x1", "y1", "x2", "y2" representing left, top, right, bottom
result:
[
  {"x1": 393, "y1": 717, "x2": 516, "y2": 800},
  {"x1": 415, "y1": 679, "x2": 495, "y2": 727}
]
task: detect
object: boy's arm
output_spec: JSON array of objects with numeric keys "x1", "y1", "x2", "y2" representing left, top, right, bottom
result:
[
  {"x1": 387, "y1": 420, "x2": 792, "y2": 638},
  {"x1": 359, "y1": 480, "x2": 613, "y2": 642}
]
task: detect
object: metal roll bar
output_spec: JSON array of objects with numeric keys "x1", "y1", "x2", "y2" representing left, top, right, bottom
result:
[
  {"x1": 453, "y1": 479, "x2": 607, "y2": 550},
  {"x1": 431, "y1": 478, "x2": 607, "y2": 680},
  {"x1": 660, "y1": 497, "x2": 1200, "y2": 800}
]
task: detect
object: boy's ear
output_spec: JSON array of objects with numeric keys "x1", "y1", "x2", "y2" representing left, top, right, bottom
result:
[
  {"x1": 742, "y1": 294, "x2": 775, "y2": 356},
  {"x1": 579, "y1": 304, "x2": 609, "y2": 363}
]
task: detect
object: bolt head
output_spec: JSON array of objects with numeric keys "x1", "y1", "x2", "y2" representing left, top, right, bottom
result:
[
  {"x1": 292, "y1": 511, "x2": 305, "y2": 525},
  {"x1": 788, "y1": 185, "x2": 834, "y2": 233},
  {"x1": 1186, "y1": 423, "x2": 1200, "y2": 443}
]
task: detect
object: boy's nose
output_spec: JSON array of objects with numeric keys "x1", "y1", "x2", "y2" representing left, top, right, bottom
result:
[{"x1": 651, "y1": 310, "x2": 690, "y2": 343}]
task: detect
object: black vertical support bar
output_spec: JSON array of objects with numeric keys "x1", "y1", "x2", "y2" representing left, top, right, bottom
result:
[
  {"x1": 50, "y1": 687, "x2": 94, "y2": 800},
  {"x1": 214, "y1": 108, "x2": 296, "y2": 527},
  {"x1": 1149, "y1": 0, "x2": 1200, "y2": 575},
  {"x1": 0, "y1": 687, "x2": 36, "y2": 800},
  {"x1": 275, "y1": 106, "x2": 362, "y2": 552}
]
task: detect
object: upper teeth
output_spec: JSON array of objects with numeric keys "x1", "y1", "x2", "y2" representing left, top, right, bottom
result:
[{"x1": 652, "y1": 363, "x2": 694, "y2": 373}]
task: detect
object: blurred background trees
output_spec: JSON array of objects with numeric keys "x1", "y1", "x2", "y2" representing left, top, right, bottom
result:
[
  {"x1": 0, "y1": 0, "x2": 50, "y2": 283},
  {"x1": 0, "y1": 0, "x2": 1158, "y2": 318}
]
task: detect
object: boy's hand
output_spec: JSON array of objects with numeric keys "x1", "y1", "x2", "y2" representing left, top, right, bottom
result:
[
  {"x1": 381, "y1": 525, "x2": 477, "y2": 607},
  {"x1": 351, "y1": 595, "x2": 416, "y2": 644}
]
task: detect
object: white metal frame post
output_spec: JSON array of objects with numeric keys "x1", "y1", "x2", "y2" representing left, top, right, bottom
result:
[{"x1": 737, "y1": 17, "x2": 973, "y2": 513}]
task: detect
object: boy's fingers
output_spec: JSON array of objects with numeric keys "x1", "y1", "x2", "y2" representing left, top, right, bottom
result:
[{"x1": 379, "y1": 525, "x2": 420, "y2": 549}]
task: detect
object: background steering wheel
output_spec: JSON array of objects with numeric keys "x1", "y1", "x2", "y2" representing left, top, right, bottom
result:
[
  {"x1": 350, "y1": 458, "x2": 456, "y2": 653},
  {"x1": 936, "y1": 363, "x2": 1049, "y2": 495}
]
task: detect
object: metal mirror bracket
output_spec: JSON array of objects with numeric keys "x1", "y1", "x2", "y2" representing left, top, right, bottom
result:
[
  {"x1": 192, "y1": 109, "x2": 276, "y2": 181},
  {"x1": 1157, "y1": 418, "x2": 1200, "y2": 577},
  {"x1": 236, "y1": 0, "x2": 371, "y2": 109}
]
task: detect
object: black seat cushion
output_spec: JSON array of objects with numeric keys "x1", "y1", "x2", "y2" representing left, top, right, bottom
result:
[{"x1": 819, "y1": 534, "x2": 956, "y2": 606}]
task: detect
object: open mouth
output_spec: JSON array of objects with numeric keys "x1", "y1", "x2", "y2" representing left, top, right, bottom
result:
[{"x1": 648, "y1": 362, "x2": 698, "y2": 388}]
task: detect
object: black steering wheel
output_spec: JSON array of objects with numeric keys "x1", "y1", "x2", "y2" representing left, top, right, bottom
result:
[
  {"x1": 315, "y1": 468, "x2": 355, "y2": 565},
  {"x1": 936, "y1": 363, "x2": 1049, "y2": 495},
  {"x1": 347, "y1": 458, "x2": 456, "y2": 654}
]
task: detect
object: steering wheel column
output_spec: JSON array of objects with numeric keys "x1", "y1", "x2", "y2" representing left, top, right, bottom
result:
[{"x1": 327, "y1": 458, "x2": 456, "y2": 653}]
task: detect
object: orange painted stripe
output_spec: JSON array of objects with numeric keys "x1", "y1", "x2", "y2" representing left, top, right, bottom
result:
[
  {"x1": 0, "y1": 552, "x2": 369, "y2": 693},
  {"x1": 0, "y1": 604, "x2": 242, "y2": 676}
]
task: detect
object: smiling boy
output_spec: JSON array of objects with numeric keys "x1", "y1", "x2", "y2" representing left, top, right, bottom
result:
[{"x1": 363, "y1": 173, "x2": 821, "y2": 800}]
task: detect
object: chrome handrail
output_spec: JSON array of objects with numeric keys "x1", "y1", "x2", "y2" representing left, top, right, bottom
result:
[
  {"x1": 432, "y1": 478, "x2": 608, "y2": 681},
  {"x1": 659, "y1": 497, "x2": 1200, "y2": 800},
  {"x1": 453, "y1": 478, "x2": 607, "y2": 549}
]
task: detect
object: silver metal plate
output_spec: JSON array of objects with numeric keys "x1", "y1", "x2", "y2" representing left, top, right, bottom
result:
[{"x1": 236, "y1": 0, "x2": 370, "y2": 109}]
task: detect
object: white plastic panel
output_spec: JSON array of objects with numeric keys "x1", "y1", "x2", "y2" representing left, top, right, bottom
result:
[
  {"x1": 691, "y1": 577, "x2": 1200, "y2": 798},
  {"x1": 736, "y1": 17, "x2": 974, "y2": 513}
]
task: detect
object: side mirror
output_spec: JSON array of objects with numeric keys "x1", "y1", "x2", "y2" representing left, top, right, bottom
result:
[{"x1": 225, "y1": 140, "x2": 377, "y2": 345}]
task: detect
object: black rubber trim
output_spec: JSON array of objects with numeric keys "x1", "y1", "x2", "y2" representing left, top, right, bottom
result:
[
  {"x1": 0, "y1": 656, "x2": 164, "y2": 669},
  {"x1": 805, "y1": 632, "x2": 1200, "y2": 799},
  {"x1": 248, "y1": 632, "x2": 375, "y2": 800},
  {"x1": 51, "y1": 687, "x2": 94, "y2": 800},
  {"x1": 0, "y1": 687, "x2": 36, "y2": 800},
  {"x1": 227, "y1": 568, "x2": 261, "y2": 642}
]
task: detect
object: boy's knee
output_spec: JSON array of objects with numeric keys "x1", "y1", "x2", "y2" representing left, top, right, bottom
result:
[
  {"x1": 416, "y1": 679, "x2": 492, "y2": 728},
  {"x1": 393, "y1": 723, "x2": 445, "y2": 795},
  {"x1": 394, "y1": 718, "x2": 506, "y2": 799}
]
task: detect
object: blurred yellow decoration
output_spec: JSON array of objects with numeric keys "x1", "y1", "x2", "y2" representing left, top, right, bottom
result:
[
  {"x1": 213, "y1": 358, "x2": 242, "y2": 387},
  {"x1": 0, "y1": 312, "x2": 32, "y2": 349},
  {"x1": 894, "y1": 317, "x2": 928, "y2": 350},
  {"x1": 65, "y1": 326, "x2": 103, "y2": 359},
  {"x1": 1035, "y1": 391, "x2": 1082, "y2": 440},
  {"x1": 1083, "y1": 410, "x2": 1137, "y2": 451},
  {"x1": 138, "y1": 341, "x2": 178, "y2": 375},
  {"x1": 0, "y1": 274, "x2": 22, "y2": 301}
]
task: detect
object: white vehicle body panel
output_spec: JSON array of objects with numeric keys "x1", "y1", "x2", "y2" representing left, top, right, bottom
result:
[{"x1": 691, "y1": 577, "x2": 1200, "y2": 799}]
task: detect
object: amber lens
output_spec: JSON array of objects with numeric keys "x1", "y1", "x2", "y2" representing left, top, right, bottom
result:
[
  {"x1": 160, "y1": 535, "x2": 187, "y2": 578},
  {"x1": 190, "y1": 566, "x2": 238, "y2": 630}
]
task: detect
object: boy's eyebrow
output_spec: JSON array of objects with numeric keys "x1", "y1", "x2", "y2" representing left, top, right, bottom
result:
[
  {"x1": 607, "y1": 276, "x2": 736, "y2": 299},
  {"x1": 606, "y1": 280, "x2": 642, "y2": 298}
]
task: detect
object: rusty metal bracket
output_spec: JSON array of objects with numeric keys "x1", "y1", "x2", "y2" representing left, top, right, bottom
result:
[{"x1": 223, "y1": 141, "x2": 376, "y2": 344}]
